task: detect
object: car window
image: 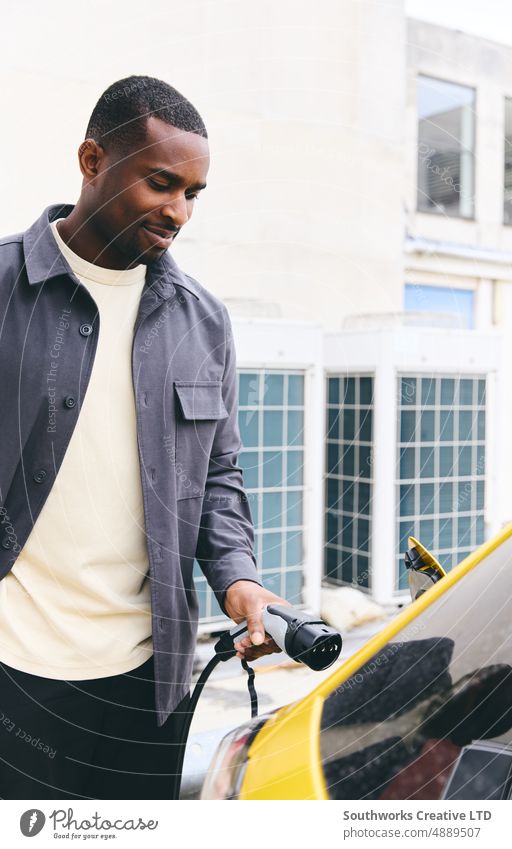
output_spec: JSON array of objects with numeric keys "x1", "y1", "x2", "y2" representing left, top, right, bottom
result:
[{"x1": 320, "y1": 537, "x2": 512, "y2": 800}]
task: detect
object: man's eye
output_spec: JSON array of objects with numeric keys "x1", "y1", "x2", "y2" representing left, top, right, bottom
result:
[
  {"x1": 148, "y1": 179, "x2": 168, "y2": 191},
  {"x1": 148, "y1": 179, "x2": 200, "y2": 200}
]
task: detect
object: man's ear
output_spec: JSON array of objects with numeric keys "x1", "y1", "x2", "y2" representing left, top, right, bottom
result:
[{"x1": 78, "y1": 138, "x2": 106, "y2": 183}]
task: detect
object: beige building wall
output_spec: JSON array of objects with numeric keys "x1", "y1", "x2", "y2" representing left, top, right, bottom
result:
[{"x1": 183, "y1": 0, "x2": 407, "y2": 330}]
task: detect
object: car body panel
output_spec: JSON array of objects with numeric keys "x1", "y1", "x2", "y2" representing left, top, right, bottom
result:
[{"x1": 239, "y1": 695, "x2": 328, "y2": 800}]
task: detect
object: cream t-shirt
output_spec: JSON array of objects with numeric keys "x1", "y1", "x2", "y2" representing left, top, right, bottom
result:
[{"x1": 0, "y1": 218, "x2": 154, "y2": 678}]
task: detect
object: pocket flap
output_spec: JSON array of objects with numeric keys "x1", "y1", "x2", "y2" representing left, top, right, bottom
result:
[{"x1": 174, "y1": 381, "x2": 229, "y2": 420}]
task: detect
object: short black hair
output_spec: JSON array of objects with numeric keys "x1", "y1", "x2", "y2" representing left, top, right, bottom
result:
[{"x1": 85, "y1": 75, "x2": 207, "y2": 157}]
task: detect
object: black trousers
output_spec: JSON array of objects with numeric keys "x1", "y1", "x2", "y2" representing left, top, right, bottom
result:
[{"x1": 0, "y1": 655, "x2": 191, "y2": 800}]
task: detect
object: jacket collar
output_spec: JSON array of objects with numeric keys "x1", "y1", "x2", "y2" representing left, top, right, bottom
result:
[{"x1": 23, "y1": 203, "x2": 201, "y2": 300}]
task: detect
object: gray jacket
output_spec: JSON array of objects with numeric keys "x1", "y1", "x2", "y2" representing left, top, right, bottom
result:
[{"x1": 0, "y1": 203, "x2": 262, "y2": 727}]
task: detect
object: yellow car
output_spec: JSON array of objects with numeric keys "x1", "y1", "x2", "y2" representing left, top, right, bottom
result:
[{"x1": 201, "y1": 525, "x2": 512, "y2": 800}]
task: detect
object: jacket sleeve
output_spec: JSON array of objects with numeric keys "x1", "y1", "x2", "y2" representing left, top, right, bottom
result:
[{"x1": 195, "y1": 306, "x2": 263, "y2": 614}]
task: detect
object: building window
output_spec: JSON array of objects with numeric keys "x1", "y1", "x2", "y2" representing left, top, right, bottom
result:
[
  {"x1": 504, "y1": 98, "x2": 512, "y2": 224},
  {"x1": 324, "y1": 375, "x2": 374, "y2": 591},
  {"x1": 404, "y1": 283, "x2": 475, "y2": 329},
  {"x1": 396, "y1": 374, "x2": 486, "y2": 592},
  {"x1": 417, "y1": 75, "x2": 475, "y2": 218},
  {"x1": 194, "y1": 369, "x2": 306, "y2": 622}
]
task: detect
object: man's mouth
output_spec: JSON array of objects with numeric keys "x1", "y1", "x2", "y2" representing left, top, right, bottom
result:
[{"x1": 142, "y1": 224, "x2": 176, "y2": 247}]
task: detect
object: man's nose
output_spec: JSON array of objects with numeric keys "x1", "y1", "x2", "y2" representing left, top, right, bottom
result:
[{"x1": 160, "y1": 195, "x2": 189, "y2": 228}]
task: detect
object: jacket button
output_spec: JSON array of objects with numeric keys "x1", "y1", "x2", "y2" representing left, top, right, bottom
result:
[
  {"x1": 33, "y1": 469, "x2": 47, "y2": 484},
  {"x1": 79, "y1": 323, "x2": 93, "y2": 336},
  {"x1": 1, "y1": 537, "x2": 13, "y2": 550},
  {"x1": 64, "y1": 395, "x2": 76, "y2": 408}
]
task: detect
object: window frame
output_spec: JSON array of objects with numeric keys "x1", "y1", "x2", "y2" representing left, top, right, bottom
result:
[{"x1": 416, "y1": 72, "x2": 477, "y2": 221}]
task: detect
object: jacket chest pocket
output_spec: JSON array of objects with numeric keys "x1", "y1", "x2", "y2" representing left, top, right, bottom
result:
[{"x1": 174, "y1": 381, "x2": 229, "y2": 500}]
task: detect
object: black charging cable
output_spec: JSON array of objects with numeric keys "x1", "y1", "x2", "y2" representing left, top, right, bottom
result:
[
  {"x1": 172, "y1": 629, "x2": 257, "y2": 800},
  {"x1": 241, "y1": 657, "x2": 258, "y2": 718}
]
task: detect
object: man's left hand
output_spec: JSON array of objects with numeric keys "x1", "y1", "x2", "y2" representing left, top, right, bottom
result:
[{"x1": 223, "y1": 580, "x2": 293, "y2": 662}]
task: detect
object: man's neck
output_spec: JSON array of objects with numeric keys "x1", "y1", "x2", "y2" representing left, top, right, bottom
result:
[{"x1": 56, "y1": 204, "x2": 138, "y2": 271}]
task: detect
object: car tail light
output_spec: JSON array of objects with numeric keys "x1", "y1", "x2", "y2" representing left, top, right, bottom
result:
[{"x1": 200, "y1": 714, "x2": 273, "y2": 800}]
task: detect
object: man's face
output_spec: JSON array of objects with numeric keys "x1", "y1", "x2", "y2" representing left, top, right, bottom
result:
[{"x1": 82, "y1": 116, "x2": 210, "y2": 266}]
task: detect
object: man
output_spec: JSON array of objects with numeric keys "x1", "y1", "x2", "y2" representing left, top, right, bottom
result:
[{"x1": 0, "y1": 75, "x2": 289, "y2": 800}]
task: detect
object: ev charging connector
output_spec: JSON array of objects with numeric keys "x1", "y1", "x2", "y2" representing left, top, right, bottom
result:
[{"x1": 229, "y1": 604, "x2": 342, "y2": 671}]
